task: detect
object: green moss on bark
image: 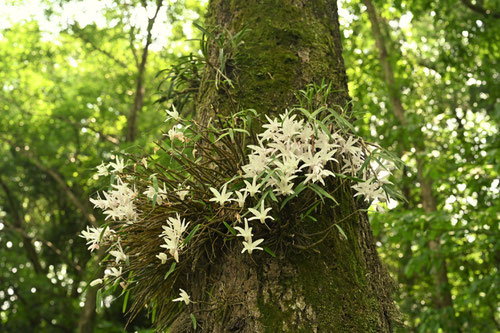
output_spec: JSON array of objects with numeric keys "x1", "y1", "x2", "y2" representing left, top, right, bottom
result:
[
  {"x1": 198, "y1": 0, "x2": 349, "y2": 120},
  {"x1": 255, "y1": 188, "x2": 392, "y2": 332}
]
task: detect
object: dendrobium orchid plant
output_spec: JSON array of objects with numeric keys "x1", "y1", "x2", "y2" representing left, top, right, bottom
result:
[{"x1": 80, "y1": 84, "x2": 402, "y2": 326}]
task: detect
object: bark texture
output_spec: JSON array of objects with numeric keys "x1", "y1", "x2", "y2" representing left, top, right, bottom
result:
[{"x1": 169, "y1": 0, "x2": 397, "y2": 332}]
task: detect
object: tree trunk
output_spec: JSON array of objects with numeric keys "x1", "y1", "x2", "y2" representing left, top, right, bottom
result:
[
  {"x1": 77, "y1": 247, "x2": 106, "y2": 333},
  {"x1": 169, "y1": 1, "x2": 397, "y2": 331},
  {"x1": 79, "y1": 3, "x2": 164, "y2": 330},
  {"x1": 126, "y1": 0, "x2": 163, "y2": 142},
  {"x1": 0, "y1": 176, "x2": 44, "y2": 274}
]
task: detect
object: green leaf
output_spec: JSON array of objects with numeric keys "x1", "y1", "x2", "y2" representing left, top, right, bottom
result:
[
  {"x1": 305, "y1": 201, "x2": 321, "y2": 216},
  {"x1": 332, "y1": 172, "x2": 364, "y2": 182},
  {"x1": 107, "y1": 173, "x2": 116, "y2": 192},
  {"x1": 315, "y1": 119, "x2": 333, "y2": 140},
  {"x1": 183, "y1": 224, "x2": 200, "y2": 245},
  {"x1": 151, "y1": 304, "x2": 157, "y2": 323},
  {"x1": 151, "y1": 174, "x2": 159, "y2": 209},
  {"x1": 335, "y1": 224, "x2": 347, "y2": 240},
  {"x1": 268, "y1": 190, "x2": 278, "y2": 202},
  {"x1": 327, "y1": 107, "x2": 354, "y2": 132},
  {"x1": 96, "y1": 289, "x2": 102, "y2": 312},
  {"x1": 190, "y1": 313, "x2": 197, "y2": 330},
  {"x1": 382, "y1": 184, "x2": 406, "y2": 202},
  {"x1": 152, "y1": 193, "x2": 157, "y2": 209},
  {"x1": 232, "y1": 128, "x2": 250, "y2": 135},
  {"x1": 357, "y1": 152, "x2": 372, "y2": 177},
  {"x1": 98, "y1": 224, "x2": 109, "y2": 242},
  {"x1": 152, "y1": 175, "x2": 159, "y2": 191},
  {"x1": 309, "y1": 183, "x2": 339, "y2": 205},
  {"x1": 295, "y1": 107, "x2": 312, "y2": 119},
  {"x1": 223, "y1": 221, "x2": 237, "y2": 235},
  {"x1": 305, "y1": 215, "x2": 317, "y2": 222},
  {"x1": 263, "y1": 246, "x2": 276, "y2": 257},
  {"x1": 311, "y1": 105, "x2": 327, "y2": 119},
  {"x1": 164, "y1": 262, "x2": 177, "y2": 280},
  {"x1": 280, "y1": 182, "x2": 307, "y2": 209},
  {"x1": 122, "y1": 290, "x2": 130, "y2": 313}
]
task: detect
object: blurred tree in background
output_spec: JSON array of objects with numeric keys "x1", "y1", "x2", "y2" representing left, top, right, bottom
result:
[
  {"x1": 341, "y1": 0, "x2": 499, "y2": 331},
  {"x1": 0, "y1": 0, "x2": 498, "y2": 332},
  {"x1": 0, "y1": 0, "x2": 205, "y2": 331}
]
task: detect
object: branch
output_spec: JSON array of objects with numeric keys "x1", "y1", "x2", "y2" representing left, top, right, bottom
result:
[
  {"x1": 52, "y1": 115, "x2": 120, "y2": 145},
  {"x1": 363, "y1": 0, "x2": 407, "y2": 125},
  {"x1": 0, "y1": 94, "x2": 120, "y2": 145},
  {"x1": 77, "y1": 247, "x2": 107, "y2": 333},
  {"x1": 71, "y1": 27, "x2": 129, "y2": 69},
  {"x1": 1, "y1": 135, "x2": 99, "y2": 228},
  {"x1": 460, "y1": 0, "x2": 500, "y2": 19},
  {"x1": 2, "y1": 220, "x2": 82, "y2": 272},
  {"x1": 0, "y1": 176, "x2": 44, "y2": 274},
  {"x1": 126, "y1": 0, "x2": 164, "y2": 142},
  {"x1": 27, "y1": 156, "x2": 99, "y2": 228},
  {"x1": 129, "y1": 26, "x2": 140, "y2": 68}
]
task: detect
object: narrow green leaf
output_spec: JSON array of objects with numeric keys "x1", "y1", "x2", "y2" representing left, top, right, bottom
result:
[
  {"x1": 305, "y1": 215, "x2": 317, "y2": 222},
  {"x1": 98, "y1": 224, "x2": 109, "y2": 242},
  {"x1": 305, "y1": 201, "x2": 320, "y2": 216},
  {"x1": 268, "y1": 190, "x2": 278, "y2": 202},
  {"x1": 382, "y1": 184, "x2": 406, "y2": 202},
  {"x1": 309, "y1": 183, "x2": 338, "y2": 205},
  {"x1": 152, "y1": 176, "x2": 158, "y2": 191},
  {"x1": 151, "y1": 304, "x2": 157, "y2": 323},
  {"x1": 223, "y1": 222, "x2": 237, "y2": 235},
  {"x1": 96, "y1": 289, "x2": 102, "y2": 312},
  {"x1": 357, "y1": 153, "x2": 372, "y2": 178},
  {"x1": 164, "y1": 262, "x2": 177, "y2": 280},
  {"x1": 122, "y1": 290, "x2": 130, "y2": 313},
  {"x1": 280, "y1": 182, "x2": 307, "y2": 209},
  {"x1": 335, "y1": 224, "x2": 347, "y2": 240},
  {"x1": 315, "y1": 120, "x2": 333, "y2": 140},
  {"x1": 332, "y1": 172, "x2": 364, "y2": 182},
  {"x1": 152, "y1": 193, "x2": 157, "y2": 209},
  {"x1": 151, "y1": 175, "x2": 159, "y2": 209},
  {"x1": 183, "y1": 224, "x2": 200, "y2": 245},
  {"x1": 310, "y1": 105, "x2": 327, "y2": 118},
  {"x1": 190, "y1": 313, "x2": 197, "y2": 330},
  {"x1": 327, "y1": 107, "x2": 354, "y2": 132},
  {"x1": 232, "y1": 128, "x2": 250, "y2": 135},
  {"x1": 263, "y1": 246, "x2": 276, "y2": 257},
  {"x1": 295, "y1": 107, "x2": 311, "y2": 119},
  {"x1": 108, "y1": 173, "x2": 116, "y2": 191}
]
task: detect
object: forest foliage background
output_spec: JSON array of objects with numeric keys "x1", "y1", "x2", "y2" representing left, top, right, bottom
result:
[{"x1": 0, "y1": 0, "x2": 498, "y2": 332}]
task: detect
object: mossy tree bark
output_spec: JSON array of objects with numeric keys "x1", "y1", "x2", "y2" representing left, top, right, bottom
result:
[{"x1": 170, "y1": 1, "x2": 397, "y2": 331}]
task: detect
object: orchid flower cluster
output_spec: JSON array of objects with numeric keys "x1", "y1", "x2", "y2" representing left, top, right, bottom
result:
[
  {"x1": 158, "y1": 213, "x2": 189, "y2": 263},
  {"x1": 204, "y1": 109, "x2": 395, "y2": 256},
  {"x1": 80, "y1": 101, "x2": 400, "y2": 324},
  {"x1": 90, "y1": 176, "x2": 139, "y2": 223}
]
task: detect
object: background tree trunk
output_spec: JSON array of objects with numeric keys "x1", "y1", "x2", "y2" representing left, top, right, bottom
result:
[
  {"x1": 77, "y1": 248, "x2": 107, "y2": 333},
  {"x1": 363, "y1": 0, "x2": 456, "y2": 325},
  {"x1": 169, "y1": 1, "x2": 397, "y2": 331}
]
